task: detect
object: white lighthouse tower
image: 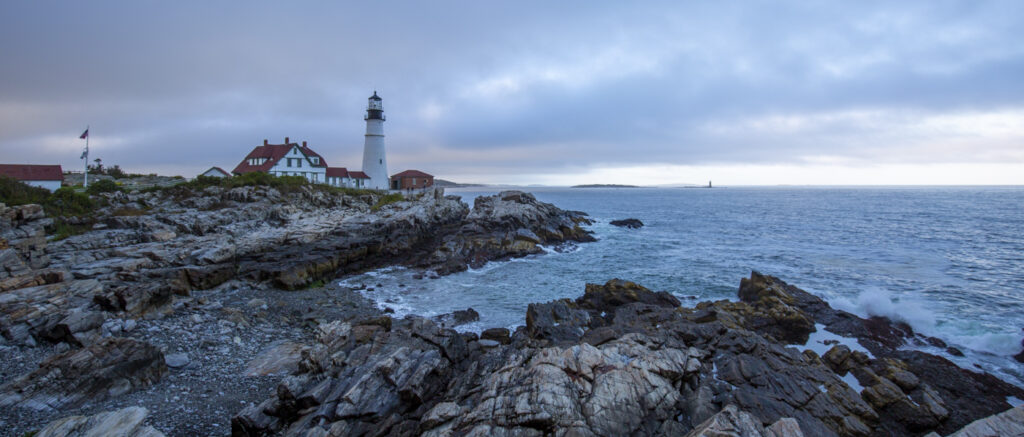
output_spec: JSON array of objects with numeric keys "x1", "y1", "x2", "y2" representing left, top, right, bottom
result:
[{"x1": 361, "y1": 91, "x2": 389, "y2": 190}]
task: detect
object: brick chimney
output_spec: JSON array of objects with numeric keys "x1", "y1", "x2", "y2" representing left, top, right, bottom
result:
[
  {"x1": 284, "y1": 137, "x2": 290, "y2": 144},
  {"x1": 302, "y1": 141, "x2": 307, "y2": 147},
  {"x1": 263, "y1": 139, "x2": 268, "y2": 146}
]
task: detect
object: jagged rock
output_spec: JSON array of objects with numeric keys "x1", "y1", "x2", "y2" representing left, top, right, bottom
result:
[
  {"x1": 432, "y1": 307, "x2": 480, "y2": 328},
  {"x1": 0, "y1": 337, "x2": 166, "y2": 411},
  {"x1": 480, "y1": 327, "x2": 511, "y2": 344},
  {"x1": 244, "y1": 341, "x2": 308, "y2": 376},
  {"x1": 34, "y1": 406, "x2": 165, "y2": 437},
  {"x1": 943, "y1": 405, "x2": 1024, "y2": 437},
  {"x1": 610, "y1": 218, "x2": 644, "y2": 228},
  {"x1": 422, "y1": 191, "x2": 594, "y2": 275},
  {"x1": 685, "y1": 404, "x2": 782, "y2": 437},
  {"x1": 234, "y1": 274, "x2": 1024, "y2": 437}
]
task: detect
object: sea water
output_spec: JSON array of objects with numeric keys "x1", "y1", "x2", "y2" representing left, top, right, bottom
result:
[{"x1": 340, "y1": 186, "x2": 1024, "y2": 387}]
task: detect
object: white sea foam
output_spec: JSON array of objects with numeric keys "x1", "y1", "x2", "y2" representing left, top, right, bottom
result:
[
  {"x1": 945, "y1": 332, "x2": 1024, "y2": 357},
  {"x1": 1008, "y1": 396, "x2": 1023, "y2": 407},
  {"x1": 827, "y1": 287, "x2": 1024, "y2": 359},
  {"x1": 828, "y1": 287, "x2": 936, "y2": 333}
]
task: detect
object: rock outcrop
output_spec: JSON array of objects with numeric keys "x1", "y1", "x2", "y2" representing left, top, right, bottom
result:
[
  {"x1": 0, "y1": 337, "x2": 166, "y2": 411},
  {"x1": 936, "y1": 405, "x2": 1024, "y2": 437},
  {"x1": 610, "y1": 218, "x2": 644, "y2": 228},
  {"x1": 1, "y1": 188, "x2": 593, "y2": 351},
  {"x1": 420, "y1": 191, "x2": 594, "y2": 275},
  {"x1": 35, "y1": 406, "x2": 166, "y2": 437},
  {"x1": 234, "y1": 274, "x2": 1024, "y2": 437}
]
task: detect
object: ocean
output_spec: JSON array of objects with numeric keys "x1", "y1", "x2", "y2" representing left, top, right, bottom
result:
[{"x1": 340, "y1": 186, "x2": 1024, "y2": 387}]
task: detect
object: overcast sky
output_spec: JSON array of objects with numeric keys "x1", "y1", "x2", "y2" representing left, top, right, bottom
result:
[{"x1": 1, "y1": 1, "x2": 1022, "y2": 185}]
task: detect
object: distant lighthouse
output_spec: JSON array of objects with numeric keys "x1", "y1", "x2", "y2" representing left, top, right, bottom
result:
[{"x1": 361, "y1": 91, "x2": 389, "y2": 190}]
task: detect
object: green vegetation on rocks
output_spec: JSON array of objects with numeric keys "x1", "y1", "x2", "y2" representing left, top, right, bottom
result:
[
  {"x1": 85, "y1": 179, "x2": 122, "y2": 195},
  {"x1": 371, "y1": 193, "x2": 405, "y2": 211},
  {"x1": 0, "y1": 177, "x2": 95, "y2": 219},
  {"x1": 152, "y1": 172, "x2": 380, "y2": 198},
  {"x1": 0, "y1": 175, "x2": 51, "y2": 206}
]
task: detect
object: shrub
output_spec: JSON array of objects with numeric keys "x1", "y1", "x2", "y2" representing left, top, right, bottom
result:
[
  {"x1": 105, "y1": 165, "x2": 128, "y2": 179},
  {"x1": 44, "y1": 187, "x2": 95, "y2": 217},
  {"x1": 0, "y1": 175, "x2": 51, "y2": 206},
  {"x1": 86, "y1": 179, "x2": 121, "y2": 195},
  {"x1": 148, "y1": 172, "x2": 383, "y2": 199}
]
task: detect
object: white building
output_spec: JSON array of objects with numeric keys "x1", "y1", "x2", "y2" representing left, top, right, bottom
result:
[
  {"x1": 230, "y1": 92, "x2": 404, "y2": 191},
  {"x1": 0, "y1": 164, "x2": 64, "y2": 191},
  {"x1": 360, "y1": 91, "x2": 389, "y2": 190},
  {"x1": 232, "y1": 137, "x2": 330, "y2": 184},
  {"x1": 199, "y1": 167, "x2": 230, "y2": 178}
]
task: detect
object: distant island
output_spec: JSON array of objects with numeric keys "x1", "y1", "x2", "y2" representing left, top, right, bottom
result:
[{"x1": 571, "y1": 184, "x2": 641, "y2": 188}]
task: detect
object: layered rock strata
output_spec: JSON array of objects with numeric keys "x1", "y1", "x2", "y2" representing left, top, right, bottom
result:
[
  {"x1": 0, "y1": 188, "x2": 594, "y2": 433},
  {"x1": 1, "y1": 188, "x2": 593, "y2": 350}
]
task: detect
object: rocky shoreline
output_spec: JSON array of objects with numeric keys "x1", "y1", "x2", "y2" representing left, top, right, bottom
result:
[
  {"x1": 0, "y1": 188, "x2": 592, "y2": 436},
  {"x1": 232, "y1": 273, "x2": 1024, "y2": 437},
  {"x1": 1, "y1": 187, "x2": 1022, "y2": 436}
]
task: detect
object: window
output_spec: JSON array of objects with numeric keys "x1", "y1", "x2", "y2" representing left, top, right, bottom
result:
[
  {"x1": 312, "y1": 157, "x2": 319, "y2": 164},
  {"x1": 287, "y1": 158, "x2": 292, "y2": 167},
  {"x1": 379, "y1": 159, "x2": 382, "y2": 164},
  {"x1": 297, "y1": 159, "x2": 302, "y2": 168}
]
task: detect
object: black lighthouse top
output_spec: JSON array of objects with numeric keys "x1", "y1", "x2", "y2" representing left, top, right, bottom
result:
[{"x1": 366, "y1": 91, "x2": 384, "y2": 120}]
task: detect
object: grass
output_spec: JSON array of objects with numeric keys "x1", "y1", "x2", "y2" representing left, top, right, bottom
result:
[
  {"x1": 371, "y1": 193, "x2": 405, "y2": 211},
  {"x1": 50, "y1": 220, "x2": 93, "y2": 241}
]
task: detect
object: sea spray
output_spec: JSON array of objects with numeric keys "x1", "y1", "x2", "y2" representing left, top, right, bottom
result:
[{"x1": 828, "y1": 286, "x2": 1024, "y2": 358}]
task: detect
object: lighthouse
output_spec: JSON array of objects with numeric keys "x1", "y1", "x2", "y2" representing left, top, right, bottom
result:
[{"x1": 360, "y1": 91, "x2": 389, "y2": 190}]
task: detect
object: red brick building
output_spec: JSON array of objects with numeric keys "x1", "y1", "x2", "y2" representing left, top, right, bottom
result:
[{"x1": 390, "y1": 170, "x2": 433, "y2": 190}]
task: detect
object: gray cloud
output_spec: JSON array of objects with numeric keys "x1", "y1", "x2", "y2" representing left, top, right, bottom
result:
[{"x1": 1, "y1": 1, "x2": 1022, "y2": 182}]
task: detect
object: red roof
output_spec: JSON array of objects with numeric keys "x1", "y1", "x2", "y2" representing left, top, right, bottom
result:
[
  {"x1": 0, "y1": 164, "x2": 64, "y2": 181},
  {"x1": 326, "y1": 167, "x2": 349, "y2": 177},
  {"x1": 390, "y1": 169, "x2": 433, "y2": 179},
  {"x1": 348, "y1": 171, "x2": 370, "y2": 179},
  {"x1": 231, "y1": 140, "x2": 329, "y2": 175}
]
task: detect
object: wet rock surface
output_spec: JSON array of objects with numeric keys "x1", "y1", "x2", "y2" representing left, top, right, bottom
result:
[
  {"x1": 234, "y1": 274, "x2": 1024, "y2": 437},
  {"x1": 610, "y1": 218, "x2": 644, "y2": 228}
]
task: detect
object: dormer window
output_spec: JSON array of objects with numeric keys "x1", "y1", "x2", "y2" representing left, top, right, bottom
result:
[{"x1": 311, "y1": 157, "x2": 319, "y2": 164}]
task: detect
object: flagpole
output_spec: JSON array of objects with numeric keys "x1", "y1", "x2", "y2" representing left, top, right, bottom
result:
[{"x1": 83, "y1": 125, "x2": 89, "y2": 188}]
